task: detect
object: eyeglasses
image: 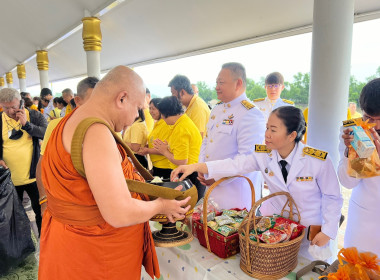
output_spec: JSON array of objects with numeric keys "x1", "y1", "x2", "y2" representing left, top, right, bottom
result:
[{"x1": 266, "y1": 84, "x2": 282, "y2": 89}]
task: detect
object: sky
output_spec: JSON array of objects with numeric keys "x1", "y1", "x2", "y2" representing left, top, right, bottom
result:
[{"x1": 26, "y1": 18, "x2": 380, "y2": 98}]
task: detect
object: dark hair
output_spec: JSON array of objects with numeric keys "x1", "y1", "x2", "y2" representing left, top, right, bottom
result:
[
  {"x1": 271, "y1": 106, "x2": 306, "y2": 143},
  {"x1": 221, "y1": 62, "x2": 246, "y2": 87},
  {"x1": 359, "y1": 78, "x2": 380, "y2": 116},
  {"x1": 40, "y1": 88, "x2": 52, "y2": 98},
  {"x1": 56, "y1": 97, "x2": 68, "y2": 107},
  {"x1": 265, "y1": 72, "x2": 284, "y2": 85},
  {"x1": 150, "y1": 97, "x2": 162, "y2": 108},
  {"x1": 168, "y1": 75, "x2": 194, "y2": 95},
  {"x1": 33, "y1": 96, "x2": 44, "y2": 111},
  {"x1": 156, "y1": 96, "x2": 184, "y2": 118},
  {"x1": 77, "y1": 77, "x2": 99, "y2": 98},
  {"x1": 135, "y1": 108, "x2": 145, "y2": 122},
  {"x1": 70, "y1": 98, "x2": 76, "y2": 109},
  {"x1": 53, "y1": 97, "x2": 60, "y2": 104},
  {"x1": 20, "y1": 92, "x2": 30, "y2": 98},
  {"x1": 22, "y1": 97, "x2": 33, "y2": 108},
  {"x1": 146, "y1": 88, "x2": 150, "y2": 94}
]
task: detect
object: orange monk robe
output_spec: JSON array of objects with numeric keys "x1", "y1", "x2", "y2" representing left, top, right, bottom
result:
[{"x1": 39, "y1": 114, "x2": 159, "y2": 280}]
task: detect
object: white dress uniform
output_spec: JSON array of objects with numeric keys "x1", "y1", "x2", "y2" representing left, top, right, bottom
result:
[
  {"x1": 338, "y1": 128, "x2": 380, "y2": 256},
  {"x1": 253, "y1": 97, "x2": 294, "y2": 122},
  {"x1": 199, "y1": 93, "x2": 265, "y2": 210},
  {"x1": 206, "y1": 142, "x2": 343, "y2": 260}
]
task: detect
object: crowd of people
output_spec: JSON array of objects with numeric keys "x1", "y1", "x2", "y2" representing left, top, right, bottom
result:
[{"x1": 0, "y1": 62, "x2": 379, "y2": 279}]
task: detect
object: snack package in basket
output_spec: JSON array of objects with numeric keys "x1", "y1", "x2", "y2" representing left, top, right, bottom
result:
[
  {"x1": 256, "y1": 216, "x2": 275, "y2": 233},
  {"x1": 274, "y1": 217, "x2": 304, "y2": 241},
  {"x1": 258, "y1": 228, "x2": 288, "y2": 244},
  {"x1": 344, "y1": 118, "x2": 380, "y2": 179}
]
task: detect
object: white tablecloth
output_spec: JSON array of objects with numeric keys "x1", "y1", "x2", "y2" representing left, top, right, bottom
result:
[{"x1": 141, "y1": 222, "x2": 319, "y2": 280}]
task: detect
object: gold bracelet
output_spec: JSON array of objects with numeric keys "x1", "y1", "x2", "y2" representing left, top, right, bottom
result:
[{"x1": 39, "y1": 199, "x2": 47, "y2": 205}]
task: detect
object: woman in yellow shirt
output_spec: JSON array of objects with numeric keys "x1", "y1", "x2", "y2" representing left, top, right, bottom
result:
[
  {"x1": 153, "y1": 96, "x2": 205, "y2": 199},
  {"x1": 138, "y1": 98, "x2": 173, "y2": 179},
  {"x1": 123, "y1": 109, "x2": 148, "y2": 168}
]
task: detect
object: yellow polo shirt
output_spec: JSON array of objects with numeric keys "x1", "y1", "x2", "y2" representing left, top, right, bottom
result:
[
  {"x1": 65, "y1": 103, "x2": 73, "y2": 116},
  {"x1": 144, "y1": 108, "x2": 154, "y2": 135},
  {"x1": 167, "y1": 114, "x2": 202, "y2": 169},
  {"x1": 2, "y1": 110, "x2": 35, "y2": 186},
  {"x1": 123, "y1": 118, "x2": 148, "y2": 148},
  {"x1": 49, "y1": 107, "x2": 61, "y2": 121},
  {"x1": 185, "y1": 95, "x2": 210, "y2": 136},
  {"x1": 147, "y1": 119, "x2": 172, "y2": 169},
  {"x1": 30, "y1": 104, "x2": 38, "y2": 111}
]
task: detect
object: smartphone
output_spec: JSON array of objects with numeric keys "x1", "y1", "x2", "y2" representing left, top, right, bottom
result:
[{"x1": 19, "y1": 99, "x2": 25, "y2": 109}]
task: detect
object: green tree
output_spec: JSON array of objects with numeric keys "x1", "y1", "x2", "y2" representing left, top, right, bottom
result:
[
  {"x1": 197, "y1": 81, "x2": 216, "y2": 102},
  {"x1": 282, "y1": 72, "x2": 310, "y2": 105},
  {"x1": 246, "y1": 78, "x2": 266, "y2": 100},
  {"x1": 348, "y1": 76, "x2": 366, "y2": 103}
]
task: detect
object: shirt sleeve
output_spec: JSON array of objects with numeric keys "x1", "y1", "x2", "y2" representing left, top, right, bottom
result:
[
  {"x1": 129, "y1": 122, "x2": 147, "y2": 146},
  {"x1": 318, "y1": 156, "x2": 344, "y2": 239}
]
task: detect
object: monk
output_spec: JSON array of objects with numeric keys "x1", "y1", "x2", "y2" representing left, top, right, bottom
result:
[{"x1": 38, "y1": 66, "x2": 190, "y2": 280}]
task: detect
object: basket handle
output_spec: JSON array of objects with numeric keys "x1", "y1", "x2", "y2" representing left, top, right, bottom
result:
[
  {"x1": 243, "y1": 191, "x2": 302, "y2": 271},
  {"x1": 202, "y1": 175, "x2": 255, "y2": 254}
]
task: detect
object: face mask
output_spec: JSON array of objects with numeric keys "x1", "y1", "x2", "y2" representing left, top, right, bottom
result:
[{"x1": 9, "y1": 129, "x2": 23, "y2": 140}]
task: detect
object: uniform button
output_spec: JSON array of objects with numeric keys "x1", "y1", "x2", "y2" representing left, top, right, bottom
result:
[
  {"x1": 216, "y1": 124, "x2": 219, "y2": 128},
  {"x1": 223, "y1": 110, "x2": 226, "y2": 113},
  {"x1": 210, "y1": 139, "x2": 213, "y2": 143},
  {"x1": 227, "y1": 104, "x2": 231, "y2": 108},
  {"x1": 206, "y1": 155, "x2": 209, "y2": 158}
]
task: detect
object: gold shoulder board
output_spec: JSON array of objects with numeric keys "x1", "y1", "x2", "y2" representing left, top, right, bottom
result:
[
  {"x1": 303, "y1": 147, "x2": 328, "y2": 161},
  {"x1": 241, "y1": 100, "x2": 255, "y2": 110},
  {"x1": 342, "y1": 117, "x2": 362, "y2": 127},
  {"x1": 282, "y1": 99, "x2": 294, "y2": 105},
  {"x1": 253, "y1": 98, "x2": 265, "y2": 102},
  {"x1": 255, "y1": 145, "x2": 271, "y2": 153}
]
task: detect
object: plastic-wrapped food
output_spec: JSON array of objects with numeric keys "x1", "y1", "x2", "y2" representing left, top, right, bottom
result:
[
  {"x1": 207, "y1": 221, "x2": 219, "y2": 231},
  {"x1": 256, "y1": 216, "x2": 275, "y2": 233},
  {"x1": 217, "y1": 225, "x2": 237, "y2": 237},
  {"x1": 259, "y1": 228, "x2": 288, "y2": 244},
  {"x1": 274, "y1": 217, "x2": 305, "y2": 241},
  {"x1": 201, "y1": 211, "x2": 216, "y2": 222},
  {"x1": 222, "y1": 209, "x2": 239, "y2": 217},
  {"x1": 215, "y1": 215, "x2": 235, "y2": 226},
  {"x1": 290, "y1": 224, "x2": 306, "y2": 240},
  {"x1": 234, "y1": 217, "x2": 244, "y2": 224},
  {"x1": 237, "y1": 210, "x2": 248, "y2": 218}
]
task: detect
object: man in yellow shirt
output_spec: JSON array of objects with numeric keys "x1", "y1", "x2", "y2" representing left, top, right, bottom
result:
[
  {"x1": 0, "y1": 88, "x2": 47, "y2": 235},
  {"x1": 61, "y1": 88, "x2": 74, "y2": 117},
  {"x1": 169, "y1": 75, "x2": 210, "y2": 138},
  {"x1": 349, "y1": 102, "x2": 362, "y2": 119}
]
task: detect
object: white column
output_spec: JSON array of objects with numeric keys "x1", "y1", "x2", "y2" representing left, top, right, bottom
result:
[
  {"x1": 82, "y1": 17, "x2": 102, "y2": 79},
  {"x1": 86, "y1": 51, "x2": 101, "y2": 78},
  {"x1": 36, "y1": 50, "x2": 50, "y2": 89},
  {"x1": 307, "y1": 0, "x2": 354, "y2": 167},
  {"x1": 5, "y1": 72, "x2": 13, "y2": 88},
  {"x1": 17, "y1": 64, "x2": 27, "y2": 92},
  {"x1": 39, "y1": 70, "x2": 49, "y2": 89}
]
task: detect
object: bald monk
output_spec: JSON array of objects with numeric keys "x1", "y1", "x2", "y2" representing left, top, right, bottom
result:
[{"x1": 38, "y1": 66, "x2": 190, "y2": 280}]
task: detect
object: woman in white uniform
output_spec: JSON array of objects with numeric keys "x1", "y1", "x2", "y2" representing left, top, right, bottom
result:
[
  {"x1": 171, "y1": 106, "x2": 343, "y2": 261},
  {"x1": 338, "y1": 78, "x2": 380, "y2": 256}
]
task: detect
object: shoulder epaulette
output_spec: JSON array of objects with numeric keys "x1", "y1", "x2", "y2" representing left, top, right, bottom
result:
[
  {"x1": 255, "y1": 145, "x2": 271, "y2": 153},
  {"x1": 253, "y1": 98, "x2": 265, "y2": 102},
  {"x1": 216, "y1": 101, "x2": 223, "y2": 105},
  {"x1": 343, "y1": 117, "x2": 362, "y2": 127},
  {"x1": 241, "y1": 100, "x2": 255, "y2": 110},
  {"x1": 282, "y1": 99, "x2": 294, "y2": 105},
  {"x1": 303, "y1": 147, "x2": 328, "y2": 161}
]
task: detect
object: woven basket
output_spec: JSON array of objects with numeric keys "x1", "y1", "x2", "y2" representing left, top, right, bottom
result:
[
  {"x1": 239, "y1": 191, "x2": 305, "y2": 280},
  {"x1": 200, "y1": 176, "x2": 256, "y2": 258}
]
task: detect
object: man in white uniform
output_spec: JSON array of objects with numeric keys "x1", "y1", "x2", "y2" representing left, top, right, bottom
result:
[
  {"x1": 338, "y1": 78, "x2": 380, "y2": 256},
  {"x1": 254, "y1": 72, "x2": 294, "y2": 122},
  {"x1": 199, "y1": 62, "x2": 265, "y2": 210}
]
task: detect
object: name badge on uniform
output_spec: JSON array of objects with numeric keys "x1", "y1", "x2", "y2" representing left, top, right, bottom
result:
[
  {"x1": 296, "y1": 176, "x2": 313, "y2": 182},
  {"x1": 222, "y1": 119, "x2": 234, "y2": 125}
]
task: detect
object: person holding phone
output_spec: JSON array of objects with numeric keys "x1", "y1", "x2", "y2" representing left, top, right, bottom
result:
[
  {"x1": 171, "y1": 106, "x2": 343, "y2": 261},
  {"x1": 0, "y1": 88, "x2": 47, "y2": 235}
]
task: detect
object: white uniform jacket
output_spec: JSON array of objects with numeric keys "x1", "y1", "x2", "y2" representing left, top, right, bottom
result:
[
  {"x1": 338, "y1": 132, "x2": 380, "y2": 256},
  {"x1": 206, "y1": 142, "x2": 343, "y2": 259},
  {"x1": 253, "y1": 97, "x2": 294, "y2": 122},
  {"x1": 199, "y1": 93, "x2": 265, "y2": 210}
]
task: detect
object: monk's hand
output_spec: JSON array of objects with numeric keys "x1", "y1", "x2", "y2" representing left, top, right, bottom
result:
[
  {"x1": 158, "y1": 195, "x2": 191, "y2": 223},
  {"x1": 0, "y1": 160, "x2": 8, "y2": 169},
  {"x1": 342, "y1": 128, "x2": 354, "y2": 148},
  {"x1": 171, "y1": 165, "x2": 197, "y2": 182},
  {"x1": 311, "y1": 232, "x2": 330, "y2": 247},
  {"x1": 370, "y1": 128, "x2": 380, "y2": 157}
]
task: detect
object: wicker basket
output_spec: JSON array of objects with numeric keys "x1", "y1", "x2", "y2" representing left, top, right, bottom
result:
[
  {"x1": 239, "y1": 191, "x2": 305, "y2": 280},
  {"x1": 199, "y1": 176, "x2": 255, "y2": 258}
]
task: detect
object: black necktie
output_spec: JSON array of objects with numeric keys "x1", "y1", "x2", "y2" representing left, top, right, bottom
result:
[{"x1": 279, "y1": 160, "x2": 288, "y2": 183}]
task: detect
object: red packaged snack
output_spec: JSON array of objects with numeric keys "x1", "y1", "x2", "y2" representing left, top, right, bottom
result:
[
  {"x1": 274, "y1": 217, "x2": 305, "y2": 241},
  {"x1": 290, "y1": 224, "x2": 306, "y2": 240},
  {"x1": 258, "y1": 228, "x2": 287, "y2": 244}
]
